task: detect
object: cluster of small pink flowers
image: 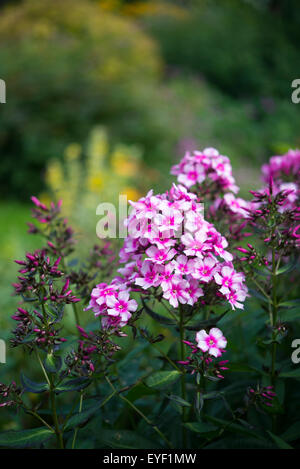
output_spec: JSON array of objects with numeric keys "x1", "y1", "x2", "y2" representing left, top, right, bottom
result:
[
  {"x1": 261, "y1": 149, "x2": 300, "y2": 212},
  {"x1": 262, "y1": 149, "x2": 300, "y2": 186},
  {"x1": 113, "y1": 184, "x2": 248, "y2": 311},
  {"x1": 195, "y1": 327, "x2": 227, "y2": 357},
  {"x1": 86, "y1": 282, "x2": 138, "y2": 328},
  {"x1": 178, "y1": 328, "x2": 229, "y2": 380},
  {"x1": 87, "y1": 151, "x2": 248, "y2": 327},
  {"x1": 171, "y1": 147, "x2": 239, "y2": 195},
  {"x1": 211, "y1": 193, "x2": 253, "y2": 220}
]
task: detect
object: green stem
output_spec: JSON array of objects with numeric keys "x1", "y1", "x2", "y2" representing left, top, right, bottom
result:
[
  {"x1": 72, "y1": 302, "x2": 81, "y2": 328},
  {"x1": 49, "y1": 382, "x2": 64, "y2": 449},
  {"x1": 179, "y1": 306, "x2": 187, "y2": 448},
  {"x1": 71, "y1": 391, "x2": 84, "y2": 449},
  {"x1": 105, "y1": 376, "x2": 173, "y2": 449},
  {"x1": 271, "y1": 247, "x2": 278, "y2": 433},
  {"x1": 35, "y1": 349, "x2": 51, "y2": 388},
  {"x1": 138, "y1": 328, "x2": 181, "y2": 372},
  {"x1": 26, "y1": 409, "x2": 55, "y2": 433},
  {"x1": 271, "y1": 248, "x2": 278, "y2": 387}
]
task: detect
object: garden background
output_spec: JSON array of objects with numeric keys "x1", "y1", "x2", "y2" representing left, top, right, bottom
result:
[{"x1": 0, "y1": 0, "x2": 299, "y2": 444}]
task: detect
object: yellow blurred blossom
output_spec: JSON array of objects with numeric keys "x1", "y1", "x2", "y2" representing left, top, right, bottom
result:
[
  {"x1": 64, "y1": 143, "x2": 81, "y2": 161},
  {"x1": 120, "y1": 186, "x2": 142, "y2": 202}
]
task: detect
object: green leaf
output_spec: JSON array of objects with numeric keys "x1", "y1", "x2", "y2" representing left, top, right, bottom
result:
[
  {"x1": 280, "y1": 369, "x2": 300, "y2": 380},
  {"x1": 281, "y1": 421, "x2": 300, "y2": 442},
  {"x1": 275, "y1": 258, "x2": 298, "y2": 276},
  {"x1": 145, "y1": 370, "x2": 181, "y2": 389},
  {"x1": 165, "y1": 394, "x2": 191, "y2": 407},
  {"x1": 205, "y1": 415, "x2": 263, "y2": 440},
  {"x1": 98, "y1": 429, "x2": 161, "y2": 449},
  {"x1": 64, "y1": 400, "x2": 104, "y2": 431},
  {"x1": 55, "y1": 377, "x2": 91, "y2": 394},
  {"x1": 142, "y1": 299, "x2": 176, "y2": 326},
  {"x1": 185, "y1": 311, "x2": 228, "y2": 331},
  {"x1": 267, "y1": 431, "x2": 293, "y2": 449},
  {"x1": 125, "y1": 383, "x2": 156, "y2": 402},
  {"x1": 184, "y1": 422, "x2": 217, "y2": 434},
  {"x1": 0, "y1": 427, "x2": 53, "y2": 448},
  {"x1": 44, "y1": 353, "x2": 62, "y2": 373},
  {"x1": 20, "y1": 373, "x2": 48, "y2": 394},
  {"x1": 278, "y1": 299, "x2": 300, "y2": 309}
]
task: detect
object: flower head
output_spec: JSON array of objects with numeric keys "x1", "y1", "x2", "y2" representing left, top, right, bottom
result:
[{"x1": 196, "y1": 327, "x2": 227, "y2": 357}]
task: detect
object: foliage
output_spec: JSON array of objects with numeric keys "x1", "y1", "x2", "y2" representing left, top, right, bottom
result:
[
  {"x1": 43, "y1": 127, "x2": 146, "y2": 237},
  {"x1": 0, "y1": 146, "x2": 299, "y2": 449},
  {"x1": 0, "y1": 0, "x2": 161, "y2": 199}
]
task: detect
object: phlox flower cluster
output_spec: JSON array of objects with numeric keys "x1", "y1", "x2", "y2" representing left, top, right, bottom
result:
[
  {"x1": 261, "y1": 149, "x2": 300, "y2": 212},
  {"x1": 87, "y1": 183, "x2": 248, "y2": 327},
  {"x1": 86, "y1": 282, "x2": 138, "y2": 328},
  {"x1": 171, "y1": 147, "x2": 239, "y2": 195},
  {"x1": 120, "y1": 185, "x2": 247, "y2": 310},
  {"x1": 170, "y1": 147, "x2": 254, "y2": 229},
  {"x1": 178, "y1": 328, "x2": 229, "y2": 380}
]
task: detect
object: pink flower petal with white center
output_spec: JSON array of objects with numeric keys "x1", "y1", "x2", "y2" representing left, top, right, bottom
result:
[
  {"x1": 128, "y1": 299, "x2": 138, "y2": 312},
  {"x1": 196, "y1": 329, "x2": 208, "y2": 344},
  {"x1": 197, "y1": 341, "x2": 209, "y2": 352},
  {"x1": 106, "y1": 296, "x2": 118, "y2": 308},
  {"x1": 118, "y1": 290, "x2": 130, "y2": 302},
  {"x1": 217, "y1": 337, "x2": 227, "y2": 349},
  {"x1": 209, "y1": 347, "x2": 221, "y2": 358},
  {"x1": 209, "y1": 328, "x2": 223, "y2": 340},
  {"x1": 107, "y1": 308, "x2": 120, "y2": 317}
]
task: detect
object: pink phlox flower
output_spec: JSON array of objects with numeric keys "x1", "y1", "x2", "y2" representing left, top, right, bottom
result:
[
  {"x1": 214, "y1": 264, "x2": 244, "y2": 291},
  {"x1": 185, "y1": 278, "x2": 204, "y2": 305},
  {"x1": 163, "y1": 277, "x2": 189, "y2": 308},
  {"x1": 106, "y1": 290, "x2": 138, "y2": 323},
  {"x1": 190, "y1": 257, "x2": 217, "y2": 282},
  {"x1": 171, "y1": 255, "x2": 194, "y2": 275},
  {"x1": 223, "y1": 193, "x2": 250, "y2": 217},
  {"x1": 145, "y1": 246, "x2": 176, "y2": 264},
  {"x1": 196, "y1": 327, "x2": 227, "y2": 357},
  {"x1": 135, "y1": 261, "x2": 161, "y2": 289},
  {"x1": 181, "y1": 229, "x2": 208, "y2": 258}
]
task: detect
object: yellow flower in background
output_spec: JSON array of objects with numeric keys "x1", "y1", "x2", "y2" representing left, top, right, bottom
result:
[
  {"x1": 87, "y1": 174, "x2": 104, "y2": 193},
  {"x1": 38, "y1": 192, "x2": 52, "y2": 208},
  {"x1": 99, "y1": 0, "x2": 121, "y2": 12},
  {"x1": 45, "y1": 160, "x2": 64, "y2": 193},
  {"x1": 111, "y1": 144, "x2": 141, "y2": 177},
  {"x1": 64, "y1": 143, "x2": 81, "y2": 161},
  {"x1": 86, "y1": 127, "x2": 108, "y2": 171},
  {"x1": 44, "y1": 126, "x2": 149, "y2": 234},
  {"x1": 120, "y1": 186, "x2": 142, "y2": 202}
]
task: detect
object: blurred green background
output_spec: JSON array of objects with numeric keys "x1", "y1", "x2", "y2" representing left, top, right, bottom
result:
[{"x1": 0, "y1": 0, "x2": 299, "y2": 376}]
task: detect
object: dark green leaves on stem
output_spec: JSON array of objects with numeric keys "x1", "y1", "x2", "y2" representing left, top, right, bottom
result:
[
  {"x1": 0, "y1": 427, "x2": 54, "y2": 448},
  {"x1": 145, "y1": 370, "x2": 181, "y2": 389},
  {"x1": 55, "y1": 377, "x2": 91, "y2": 394},
  {"x1": 142, "y1": 299, "x2": 176, "y2": 326},
  {"x1": 20, "y1": 373, "x2": 49, "y2": 394}
]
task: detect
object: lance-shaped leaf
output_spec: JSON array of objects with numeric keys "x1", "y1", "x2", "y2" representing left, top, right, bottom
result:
[
  {"x1": 185, "y1": 310, "x2": 228, "y2": 331},
  {"x1": 44, "y1": 353, "x2": 62, "y2": 373},
  {"x1": 267, "y1": 431, "x2": 293, "y2": 449},
  {"x1": 0, "y1": 427, "x2": 53, "y2": 448},
  {"x1": 21, "y1": 373, "x2": 49, "y2": 394},
  {"x1": 55, "y1": 377, "x2": 91, "y2": 394},
  {"x1": 145, "y1": 370, "x2": 181, "y2": 389},
  {"x1": 142, "y1": 299, "x2": 176, "y2": 326},
  {"x1": 64, "y1": 399, "x2": 107, "y2": 431}
]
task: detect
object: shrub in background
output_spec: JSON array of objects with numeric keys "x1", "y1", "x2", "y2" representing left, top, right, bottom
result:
[{"x1": 0, "y1": 0, "x2": 161, "y2": 199}]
